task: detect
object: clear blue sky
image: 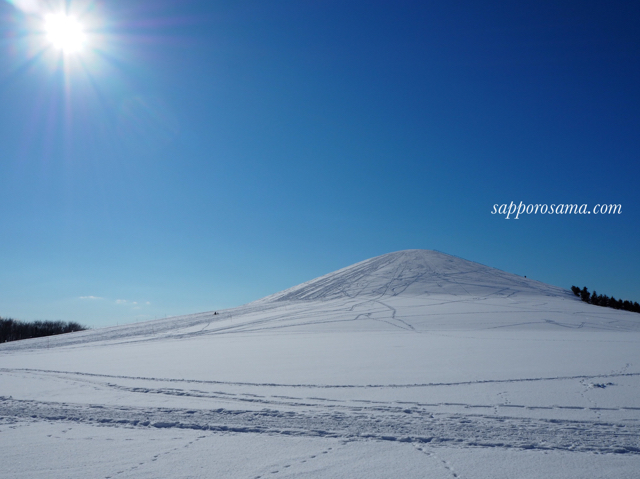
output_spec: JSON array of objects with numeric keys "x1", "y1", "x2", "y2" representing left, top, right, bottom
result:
[{"x1": 1, "y1": 0, "x2": 638, "y2": 327}]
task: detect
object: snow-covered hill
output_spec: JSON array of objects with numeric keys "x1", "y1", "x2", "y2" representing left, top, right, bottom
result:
[
  {"x1": 261, "y1": 249, "x2": 569, "y2": 302},
  {"x1": 1, "y1": 250, "x2": 639, "y2": 478}
]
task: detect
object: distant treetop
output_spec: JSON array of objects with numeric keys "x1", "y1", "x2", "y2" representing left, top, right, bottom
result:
[{"x1": 0, "y1": 318, "x2": 87, "y2": 343}]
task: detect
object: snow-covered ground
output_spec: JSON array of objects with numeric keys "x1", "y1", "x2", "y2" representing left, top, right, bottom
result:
[{"x1": 2, "y1": 250, "x2": 639, "y2": 478}]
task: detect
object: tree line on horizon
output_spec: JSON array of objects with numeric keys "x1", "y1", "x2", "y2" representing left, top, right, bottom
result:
[
  {"x1": 0, "y1": 317, "x2": 87, "y2": 343},
  {"x1": 571, "y1": 286, "x2": 640, "y2": 314}
]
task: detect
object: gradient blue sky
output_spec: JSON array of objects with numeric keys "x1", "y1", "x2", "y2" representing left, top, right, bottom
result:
[{"x1": 1, "y1": 0, "x2": 638, "y2": 327}]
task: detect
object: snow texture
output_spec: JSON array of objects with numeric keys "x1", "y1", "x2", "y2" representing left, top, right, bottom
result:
[{"x1": 1, "y1": 249, "x2": 639, "y2": 478}]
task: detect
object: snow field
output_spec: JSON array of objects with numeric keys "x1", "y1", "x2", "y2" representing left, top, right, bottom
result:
[
  {"x1": 2, "y1": 420, "x2": 639, "y2": 479},
  {"x1": 1, "y1": 250, "x2": 639, "y2": 477}
]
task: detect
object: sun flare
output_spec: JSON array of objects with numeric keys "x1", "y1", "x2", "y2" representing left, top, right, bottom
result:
[{"x1": 45, "y1": 14, "x2": 86, "y2": 53}]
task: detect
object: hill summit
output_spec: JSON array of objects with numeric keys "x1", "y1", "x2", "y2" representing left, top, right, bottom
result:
[{"x1": 264, "y1": 249, "x2": 569, "y2": 302}]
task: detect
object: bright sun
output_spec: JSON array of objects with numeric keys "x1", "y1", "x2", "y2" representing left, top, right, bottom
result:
[{"x1": 45, "y1": 14, "x2": 86, "y2": 53}]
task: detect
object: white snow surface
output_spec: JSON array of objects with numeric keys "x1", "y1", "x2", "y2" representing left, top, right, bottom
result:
[{"x1": 1, "y1": 249, "x2": 639, "y2": 478}]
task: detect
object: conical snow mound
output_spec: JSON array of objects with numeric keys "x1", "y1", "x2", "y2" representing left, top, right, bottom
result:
[
  {"x1": 263, "y1": 249, "x2": 569, "y2": 302},
  {"x1": 3, "y1": 249, "x2": 634, "y2": 355}
]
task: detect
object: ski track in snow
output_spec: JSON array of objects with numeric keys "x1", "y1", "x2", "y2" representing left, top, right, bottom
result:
[
  {"x1": 2, "y1": 393, "x2": 639, "y2": 455},
  {"x1": 3, "y1": 367, "x2": 640, "y2": 390},
  {"x1": 1, "y1": 366, "x2": 639, "y2": 456}
]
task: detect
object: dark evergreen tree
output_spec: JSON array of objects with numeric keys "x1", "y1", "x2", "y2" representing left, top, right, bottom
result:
[
  {"x1": 571, "y1": 286, "x2": 581, "y2": 297},
  {"x1": 580, "y1": 287, "x2": 591, "y2": 303},
  {"x1": 590, "y1": 291, "x2": 600, "y2": 306}
]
